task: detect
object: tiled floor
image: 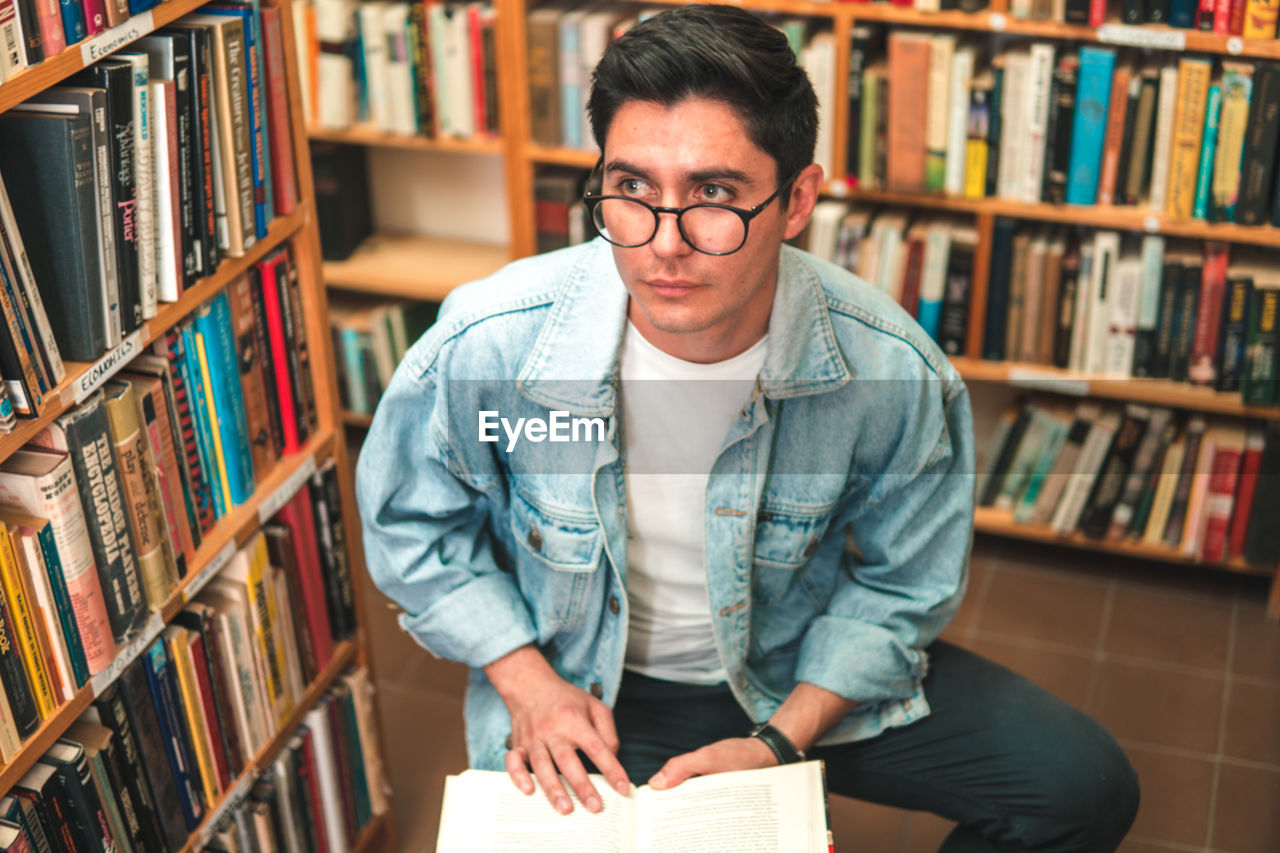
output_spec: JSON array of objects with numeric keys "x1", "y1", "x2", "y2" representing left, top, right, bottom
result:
[{"x1": 359, "y1": 535, "x2": 1280, "y2": 853}]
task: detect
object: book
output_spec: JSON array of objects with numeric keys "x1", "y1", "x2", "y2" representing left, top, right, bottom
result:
[
  {"x1": 1229, "y1": 425, "x2": 1266, "y2": 557},
  {"x1": 142, "y1": 636, "x2": 206, "y2": 831},
  {"x1": 1237, "y1": 62, "x2": 1280, "y2": 226},
  {"x1": 436, "y1": 763, "x2": 831, "y2": 853},
  {"x1": 0, "y1": 568, "x2": 39, "y2": 740},
  {"x1": 39, "y1": 739, "x2": 117, "y2": 853},
  {"x1": 1243, "y1": 274, "x2": 1279, "y2": 406},
  {"x1": 1198, "y1": 425, "x2": 1246, "y2": 562},
  {"x1": 0, "y1": 522, "x2": 55, "y2": 720},
  {"x1": 1166, "y1": 57, "x2": 1213, "y2": 219},
  {"x1": 193, "y1": 291, "x2": 255, "y2": 506},
  {"x1": 1065, "y1": 47, "x2": 1117, "y2": 206},
  {"x1": 1242, "y1": 421, "x2": 1280, "y2": 566},
  {"x1": 887, "y1": 31, "x2": 930, "y2": 194},
  {"x1": 0, "y1": 168, "x2": 65, "y2": 390}
]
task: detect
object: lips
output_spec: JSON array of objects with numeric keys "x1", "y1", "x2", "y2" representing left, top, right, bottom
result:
[{"x1": 645, "y1": 279, "x2": 699, "y2": 297}]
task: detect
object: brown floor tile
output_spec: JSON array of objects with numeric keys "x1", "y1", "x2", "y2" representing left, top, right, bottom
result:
[
  {"x1": 1103, "y1": 584, "x2": 1233, "y2": 670},
  {"x1": 1232, "y1": 595, "x2": 1280, "y2": 683},
  {"x1": 1122, "y1": 745, "x2": 1215, "y2": 848},
  {"x1": 1211, "y1": 763, "x2": 1280, "y2": 853},
  {"x1": 375, "y1": 684, "x2": 469, "y2": 852},
  {"x1": 899, "y1": 812, "x2": 957, "y2": 853},
  {"x1": 828, "y1": 796, "x2": 908, "y2": 853},
  {"x1": 977, "y1": 566, "x2": 1109, "y2": 651},
  {"x1": 963, "y1": 635, "x2": 1096, "y2": 710},
  {"x1": 1221, "y1": 681, "x2": 1280, "y2": 766},
  {"x1": 1087, "y1": 662, "x2": 1224, "y2": 754}
]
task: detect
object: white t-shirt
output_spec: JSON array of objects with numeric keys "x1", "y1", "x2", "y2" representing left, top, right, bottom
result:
[{"x1": 619, "y1": 321, "x2": 768, "y2": 684}]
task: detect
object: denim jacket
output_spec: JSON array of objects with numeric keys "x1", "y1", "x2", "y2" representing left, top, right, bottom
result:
[{"x1": 356, "y1": 238, "x2": 975, "y2": 771}]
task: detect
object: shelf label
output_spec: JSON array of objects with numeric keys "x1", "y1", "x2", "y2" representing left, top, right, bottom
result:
[
  {"x1": 988, "y1": 12, "x2": 1007, "y2": 30},
  {"x1": 1143, "y1": 215, "x2": 1160, "y2": 233},
  {"x1": 1227, "y1": 36, "x2": 1244, "y2": 55},
  {"x1": 184, "y1": 541, "x2": 238, "y2": 603},
  {"x1": 91, "y1": 611, "x2": 165, "y2": 698},
  {"x1": 80, "y1": 11, "x2": 155, "y2": 65},
  {"x1": 74, "y1": 329, "x2": 145, "y2": 405},
  {"x1": 196, "y1": 772, "x2": 257, "y2": 848},
  {"x1": 258, "y1": 455, "x2": 317, "y2": 524},
  {"x1": 1096, "y1": 24, "x2": 1186, "y2": 50},
  {"x1": 1008, "y1": 368, "x2": 1091, "y2": 397}
]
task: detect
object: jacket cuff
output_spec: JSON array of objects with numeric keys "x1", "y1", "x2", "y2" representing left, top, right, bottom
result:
[
  {"x1": 399, "y1": 573, "x2": 539, "y2": 669},
  {"x1": 795, "y1": 616, "x2": 930, "y2": 703}
]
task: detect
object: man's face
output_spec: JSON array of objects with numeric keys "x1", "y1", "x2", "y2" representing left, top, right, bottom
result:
[{"x1": 599, "y1": 97, "x2": 819, "y2": 362}]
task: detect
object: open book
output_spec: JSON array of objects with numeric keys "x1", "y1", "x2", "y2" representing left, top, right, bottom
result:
[{"x1": 435, "y1": 761, "x2": 831, "y2": 853}]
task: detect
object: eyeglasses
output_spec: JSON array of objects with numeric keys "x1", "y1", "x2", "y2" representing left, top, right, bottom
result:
[{"x1": 582, "y1": 159, "x2": 800, "y2": 256}]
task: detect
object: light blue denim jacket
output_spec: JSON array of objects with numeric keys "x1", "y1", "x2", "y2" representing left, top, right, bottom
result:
[{"x1": 356, "y1": 238, "x2": 975, "y2": 771}]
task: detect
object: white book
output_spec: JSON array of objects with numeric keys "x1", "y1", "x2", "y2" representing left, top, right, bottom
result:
[
  {"x1": 1069, "y1": 242, "x2": 1095, "y2": 373},
  {"x1": 117, "y1": 53, "x2": 159, "y2": 320},
  {"x1": 304, "y1": 704, "x2": 349, "y2": 853},
  {"x1": 358, "y1": 3, "x2": 391, "y2": 131},
  {"x1": 1022, "y1": 43, "x2": 1056, "y2": 204},
  {"x1": 872, "y1": 213, "x2": 909, "y2": 297},
  {"x1": 314, "y1": 0, "x2": 358, "y2": 130},
  {"x1": 1148, "y1": 64, "x2": 1180, "y2": 214},
  {"x1": 10, "y1": 520, "x2": 76, "y2": 701},
  {"x1": 1105, "y1": 252, "x2": 1143, "y2": 378},
  {"x1": 1051, "y1": 408, "x2": 1122, "y2": 535},
  {"x1": 1084, "y1": 231, "x2": 1120, "y2": 376},
  {"x1": 0, "y1": 3, "x2": 24, "y2": 81},
  {"x1": 149, "y1": 82, "x2": 182, "y2": 303},
  {"x1": 382, "y1": 2, "x2": 416, "y2": 136},
  {"x1": 997, "y1": 50, "x2": 1030, "y2": 201},
  {"x1": 925, "y1": 34, "x2": 955, "y2": 193},
  {"x1": 270, "y1": 566, "x2": 307, "y2": 704},
  {"x1": 447, "y1": 4, "x2": 477, "y2": 138},
  {"x1": 806, "y1": 200, "x2": 848, "y2": 262},
  {"x1": 436, "y1": 763, "x2": 830, "y2": 853},
  {"x1": 203, "y1": 584, "x2": 275, "y2": 748},
  {"x1": 344, "y1": 667, "x2": 391, "y2": 816},
  {"x1": 1011, "y1": 0, "x2": 1033, "y2": 17},
  {"x1": 803, "y1": 32, "x2": 837, "y2": 180},
  {"x1": 1135, "y1": 235, "x2": 1166, "y2": 350},
  {"x1": 945, "y1": 46, "x2": 976, "y2": 196},
  {"x1": 917, "y1": 220, "x2": 953, "y2": 319},
  {"x1": 428, "y1": 3, "x2": 452, "y2": 135},
  {"x1": 272, "y1": 754, "x2": 307, "y2": 853}
]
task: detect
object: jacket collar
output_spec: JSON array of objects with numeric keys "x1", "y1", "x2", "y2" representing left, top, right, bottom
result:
[{"x1": 516, "y1": 241, "x2": 852, "y2": 416}]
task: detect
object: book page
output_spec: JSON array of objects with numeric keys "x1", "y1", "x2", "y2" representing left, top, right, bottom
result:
[
  {"x1": 436, "y1": 770, "x2": 636, "y2": 853},
  {"x1": 636, "y1": 762, "x2": 825, "y2": 853}
]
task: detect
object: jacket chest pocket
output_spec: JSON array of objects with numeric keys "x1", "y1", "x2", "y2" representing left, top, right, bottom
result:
[
  {"x1": 510, "y1": 490, "x2": 604, "y2": 629},
  {"x1": 752, "y1": 503, "x2": 835, "y2": 605}
]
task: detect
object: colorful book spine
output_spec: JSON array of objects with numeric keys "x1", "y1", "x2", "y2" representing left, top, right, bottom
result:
[
  {"x1": 1065, "y1": 47, "x2": 1117, "y2": 206},
  {"x1": 179, "y1": 322, "x2": 227, "y2": 519},
  {"x1": 0, "y1": 525, "x2": 55, "y2": 719},
  {"x1": 1192, "y1": 85, "x2": 1222, "y2": 220},
  {"x1": 1166, "y1": 58, "x2": 1213, "y2": 220},
  {"x1": 195, "y1": 293, "x2": 255, "y2": 505},
  {"x1": 142, "y1": 638, "x2": 205, "y2": 831}
]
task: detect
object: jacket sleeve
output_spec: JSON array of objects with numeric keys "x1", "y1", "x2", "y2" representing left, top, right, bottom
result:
[
  {"x1": 793, "y1": 376, "x2": 975, "y2": 704},
  {"x1": 355, "y1": 349, "x2": 538, "y2": 670}
]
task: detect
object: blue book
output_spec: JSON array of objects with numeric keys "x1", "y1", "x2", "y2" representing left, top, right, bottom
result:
[
  {"x1": 917, "y1": 299, "x2": 942, "y2": 344},
  {"x1": 982, "y1": 219, "x2": 1018, "y2": 361},
  {"x1": 1193, "y1": 85, "x2": 1222, "y2": 220},
  {"x1": 28, "y1": 517, "x2": 90, "y2": 686},
  {"x1": 204, "y1": 2, "x2": 272, "y2": 239},
  {"x1": 58, "y1": 0, "x2": 86, "y2": 45},
  {"x1": 559, "y1": 10, "x2": 583, "y2": 149},
  {"x1": 1065, "y1": 47, "x2": 1116, "y2": 207},
  {"x1": 1169, "y1": 0, "x2": 1197, "y2": 27},
  {"x1": 179, "y1": 322, "x2": 226, "y2": 519},
  {"x1": 340, "y1": 327, "x2": 370, "y2": 415},
  {"x1": 193, "y1": 293, "x2": 255, "y2": 506},
  {"x1": 142, "y1": 639, "x2": 204, "y2": 831},
  {"x1": 129, "y1": 0, "x2": 162, "y2": 13}
]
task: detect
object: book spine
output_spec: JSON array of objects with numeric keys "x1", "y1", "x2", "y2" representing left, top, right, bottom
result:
[
  {"x1": 43, "y1": 746, "x2": 116, "y2": 853},
  {"x1": 1044, "y1": 54, "x2": 1079, "y2": 204},
  {"x1": 164, "y1": 628, "x2": 220, "y2": 809},
  {"x1": 193, "y1": 325, "x2": 233, "y2": 514},
  {"x1": 180, "y1": 323, "x2": 227, "y2": 518},
  {"x1": 56, "y1": 0, "x2": 82, "y2": 44},
  {"x1": 0, "y1": 578, "x2": 40, "y2": 738},
  {"x1": 8, "y1": 524, "x2": 68, "y2": 705},
  {"x1": 199, "y1": 293, "x2": 255, "y2": 504},
  {"x1": 158, "y1": 330, "x2": 217, "y2": 533},
  {"x1": 1229, "y1": 428, "x2": 1266, "y2": 556},
  {"x1": 0, "y1": 525, "x2": 55, "y2": 719},
  {"x1": 1065, "y1": 47, "x2": 1117, "y2": 206},
  {"x1": 1243, "y1": 0, "x2": 1280, "y2": 35},
  {"x1": 1166, "y1": 58, "x2": 1212, "y2": 220},
  {"x1": 1149, "y1": 64, "x2": 1181, "y2": 215},
  {"x1": 1096, "y1": 64, "x2": 1132, "y2": 206},
  {"x1": 280, "y1": 255, "x2": 314, "y2": 445},
  {"x1": 142, "y1": 640, "x2": 205, "y2": 831},
  {"x1": 126, "y1": 377, "x2": 189, "y2": 577},
  {"x1": 1023, "y1": 43, "x2": 1055, "y2": 204},
  {"x1": 1188, "y1": 243, "x2": 1229, "y2": 386},
  {"x1": 0, "y1": 169, "x2": 64, "y2": 385},
  {"x1": 1243, "y1": 284, "x2": 1279, "y2": 405},
  {"x1": 1216, "y1": 275, "x2": 1252, "y2": 392},
  {"x1": 314, "y1": 464, "x2": 353, "y2": 640},
  {"x1": 246, "y1": 266, "x2": 285, "y2": 457},
  {"x1": 1170, "y1": 260, "x2": 1202, "y2": 381},
  {"x1": 260, "y1": 6, "x2": 299, "y2": 216},
  {"x1": 227, "y1": 274, "x2": 277, "y2": 478},
  {"x1": 1238, "y1": 64, "x2": 1280, "y2": 226},
  {"x1": 886, "y1": 33, "x2": 930, "y2": 194},
  {"x1": 1193, "y1": 85, "x2": 1223, "y2": 220},
  {"x1": 124, "y1": 56, "x2": 156, "y2": 321}
]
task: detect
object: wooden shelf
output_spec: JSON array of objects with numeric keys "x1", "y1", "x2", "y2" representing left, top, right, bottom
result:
[
  {"x1": 0, "y1": 0, "x2": 218, "y2": 113},
  {"x1": 528, "y1": 144, "x2": 600, "y2": 169},
  {"x1": 848, "y1": 188, "x2": 1280, "y2": 247},
  {"x1": 180, "y1": 638, "x2": 360, "y2": 852},
  {"x1": 952, "y1": 357, "x2": 1280, "y2": 421},
  {"x1": 323, "y1": 233, "x2": 511, "y2": 300},
  {"x1": 973, "y1": 506, "x2": 1276, "y2": 579},
  {"x1": 343, "y1": 410, "x2": 375, "y2": 429},
  {"x1": 0, "y1": 428, "x2": 336, "y2": 793},
  {"x1": 351, "y1": 811, "x2": 392, "y2": 853},
  {"x1": 0, "y1": 205, "x2": 309, "y2": 461},
  {"x1": 308, "y1": 124, "x2": 504, "y2": 155}
]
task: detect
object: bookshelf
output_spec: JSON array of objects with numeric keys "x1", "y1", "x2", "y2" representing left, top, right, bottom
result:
[{"x1": 0, "y1": 0, "x2": 399, "y2": 848}]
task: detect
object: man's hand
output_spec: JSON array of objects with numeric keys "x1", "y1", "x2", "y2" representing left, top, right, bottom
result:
[
  {"x1": 485, "y1": 646, "x2": 631, "y2": 815},
  {"x1": 648, "y1": 736, "x2": 779, "y2": 790}
]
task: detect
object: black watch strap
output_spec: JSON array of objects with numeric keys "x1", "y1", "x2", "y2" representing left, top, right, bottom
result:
[{"x1": 750, "y1": 722, "x2": 805, "y2": 764}]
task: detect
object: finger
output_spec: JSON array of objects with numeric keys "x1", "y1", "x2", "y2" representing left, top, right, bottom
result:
[
  {"x1": 650, "y1": 750, "x2": 705, "y2": 790},
  {"x1": 588, "y1": 699, "x2": 621, "y2": 754},
  {"x1": 548, "y1": 739, "x2": 603, "y2": 813},
  {"x1": 585, "y1": 704, "x2": 630, "y2": 796},
  {"x1": 504, "y1": 747, "x2": 535, "y2": 795},
  {"x1": 527, "y1": 742, "x2": 574, "y2": 814}
]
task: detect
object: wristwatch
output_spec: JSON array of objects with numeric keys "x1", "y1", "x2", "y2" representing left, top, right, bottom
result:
[{"x1": 749, "y1": 722, "x2": 805, "y2": 765}]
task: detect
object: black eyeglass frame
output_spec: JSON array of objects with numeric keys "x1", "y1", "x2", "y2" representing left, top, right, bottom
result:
[{"x1": 582, "y1": 158, "x2": 804, "y2": 256}]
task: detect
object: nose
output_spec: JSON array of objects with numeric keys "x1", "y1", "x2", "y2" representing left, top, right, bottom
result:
[{"x1": 649, "y1": 209, "x2": 693, "y2": 258}]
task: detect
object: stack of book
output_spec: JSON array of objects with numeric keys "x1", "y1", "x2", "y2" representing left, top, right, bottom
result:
[
  {"x1": 0, "y1": 0, "x2": 170, "y2": 83},
  {"x1": 295, "y1": 0, "x2": 500, "y2": 139},
  {"x1": 0, "y1": 661, "x2": 386, "y2": 853},
  {"x1": 979, "y1": 400, "x2": 1280, "y2": 568},
  {"x1": 329, "y1": 294, "x2": 437, "y2": 417},
  {"x1": 0, "y1": 3, "x2": 301, "y2": 372},
  {"x1": 998, "y1": 0, "x2": 1279, "y2": 32},
  {"x1": 849, "y1": 31, "x2": 1280, "y2": 226},
  {"x1": 0, "y1": 274, "x2": 320, "y2": 757}
]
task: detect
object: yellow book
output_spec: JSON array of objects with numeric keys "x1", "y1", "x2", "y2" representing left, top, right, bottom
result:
[
  {"x1": 195, "y1": 329, "x2": 233, "y2": 512},
  {"x1": 1142, "y1": 438, "x2": 1186, "y2": 546},
  {"x1": 0, "y1": 524, "x2": 56, "y2": 718},
  {"x1": 216, "y1": 533, "x2": 291, "y2": 725},
  {"x1": 1244, "y1": 0, "x2": 1279, "y2": 38},
  {"x1": 164, "y1": 624, "x2": 221, "y2": 807},
  {"x1": 1212, "y1": 63, "x2": 1253, "y2": 219},
  {"x1": 1165, "y1": 57, "x2": 1212, "y2": 220}
]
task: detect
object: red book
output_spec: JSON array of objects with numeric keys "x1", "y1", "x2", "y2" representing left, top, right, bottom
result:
[
  {"x1": 273, "y1": 487, "x2": 334, "y2": 670},
  {"x1": 468, "y1": 4, "x2": 486, "y2": 135},
  {"x1": 1229, "y1": 0, "x2": 1248, "y2": 33},
  {"x1": 1229, "y1": 426, "x2": 1266, "y2": 557},
  {"x1": 1197, "y1": 0, "x2": 1217, "y2": 29},
  {"x1": 1089, "y1": 0, "x2": 1108, "y2": 26},
  {"x1": 186, "y1": 628, "x2": 233, "y2": 792},
  {"x1": 1200, "y1": 429, "x2": 1245, "y2": 562},
  {"x1": 36, "y1": 0, "x2": 64, "y2": 56},
  {"x1": 80, "y1": 0, "x2": 105, "y2": 34},
  {"x1": 1214, "y1": 0, "x2": 1233, "y2": 30},
  {"x1": 255, "y1": 250, "x2": 300, "y2": 454},
  {"x1": 898, "y1": 236, "x2": 925, "y2": 318},
  {"x1": 259, "y1": 6, "x2": 299, "y2": 216},
  {"x1": 1187, "y1": 242, "x2": 1229, "y2": 386}
]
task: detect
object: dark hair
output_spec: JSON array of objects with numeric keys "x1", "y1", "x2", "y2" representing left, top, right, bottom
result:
[{"x1": 586, "y1": 5, "x2": 818, "y2": 193}]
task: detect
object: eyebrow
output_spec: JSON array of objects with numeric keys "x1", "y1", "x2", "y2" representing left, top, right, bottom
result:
[{"x1": 604, "y1": 159, "x2": 754, "y2": 186}]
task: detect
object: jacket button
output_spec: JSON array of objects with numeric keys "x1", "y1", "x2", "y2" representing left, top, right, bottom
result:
[
  {"x1": 609, "y1": 596, "x2": 620, "y2": 615},
  {"x1": 528, "y1": 525, "x2": 542, "y2": 552},
  {"x1": 802, "y1": 537, "x2": 819, "y2": 558},
  {"x1": 590, "y1": 682, "x2": 603, "y2": 699}
]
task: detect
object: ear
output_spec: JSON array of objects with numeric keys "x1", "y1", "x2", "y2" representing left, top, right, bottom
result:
[{"x1": 781, "y1": 163, "x2": 826, "y2": 241}]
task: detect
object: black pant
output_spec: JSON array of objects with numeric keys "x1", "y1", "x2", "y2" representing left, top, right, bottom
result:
[{"x1": 613, "y1": 642, "x2": 1140, "y2": 852}]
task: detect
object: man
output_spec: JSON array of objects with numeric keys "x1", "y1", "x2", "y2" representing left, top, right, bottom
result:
[{"x1": 357, "y1": 6, "x2": 1139, "y2": 850}]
